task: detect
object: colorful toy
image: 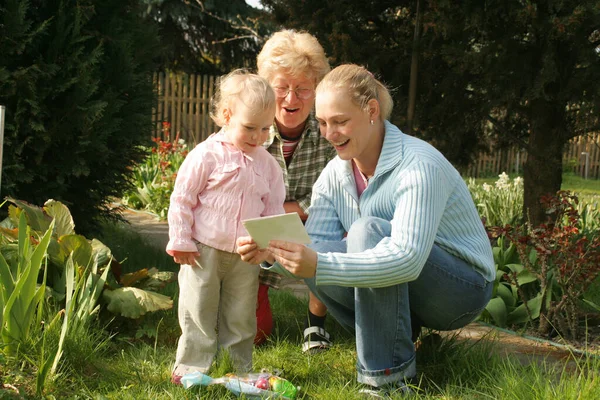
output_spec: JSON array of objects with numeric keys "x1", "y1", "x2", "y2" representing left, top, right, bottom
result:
[{"x1": 180, "y1": 371, "x2": 299, "y2": 399}]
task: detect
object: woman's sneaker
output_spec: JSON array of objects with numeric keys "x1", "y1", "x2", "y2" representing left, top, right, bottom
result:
[{"x1": 359, "y1": 383, "x2": 413, "y2": 398}]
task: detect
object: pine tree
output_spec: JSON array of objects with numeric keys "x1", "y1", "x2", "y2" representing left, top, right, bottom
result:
[{"x1": 0, "y1": 0, "x2": 161, "y2": 233}]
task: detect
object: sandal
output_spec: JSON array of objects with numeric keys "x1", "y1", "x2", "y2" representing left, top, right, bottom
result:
[{"x1": 302, "y1": 326, "x2": 332, "y2": 354}]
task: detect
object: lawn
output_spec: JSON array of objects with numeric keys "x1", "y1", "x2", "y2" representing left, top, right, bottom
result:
[{"x1": 2, "y1": 221, "x2": 598, "y2": 399}]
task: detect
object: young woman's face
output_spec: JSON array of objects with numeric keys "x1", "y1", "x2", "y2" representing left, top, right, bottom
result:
[
  {"x1": 225, "y1": 100, "x2": 274, "y2": 154},
  {"x1": 315, "y1": 88, "x2": 373, "y2": 161},
  {"x1": 270, "y1": 73, "x2": 316, "y2": 136}
]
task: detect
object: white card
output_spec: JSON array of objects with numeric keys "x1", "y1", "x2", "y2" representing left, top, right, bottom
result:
[{"x1": 242, "y1": 212, "x2": 311, "y2": 249}]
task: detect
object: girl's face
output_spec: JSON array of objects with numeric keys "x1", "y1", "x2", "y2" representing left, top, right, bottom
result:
[
  {"x1": 315, "y1": 88, "x2": 374, "y2": 161},
  {"x1": 225, "y1": 100, "x2": 275, "y2": 154},
  {"x1": 270, "y1": 73, "x2": 316, "y2": 136}
]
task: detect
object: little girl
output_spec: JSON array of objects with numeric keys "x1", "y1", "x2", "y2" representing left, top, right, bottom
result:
[{"x1": 167, "y1": 70, "x2": 285, "y2": 383}]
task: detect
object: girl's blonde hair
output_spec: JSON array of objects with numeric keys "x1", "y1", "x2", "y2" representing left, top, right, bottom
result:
[
  {"x1": 316, "y1": 64, "x2": 393, "y2": 120},
  {"x1": 211, "y1": 69, "x2": 276, "y2": 127},
  {"x1": 257, "y1": 29, "x2": 330, "y2": 84}
]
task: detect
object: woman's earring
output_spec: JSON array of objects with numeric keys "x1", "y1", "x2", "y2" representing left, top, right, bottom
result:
[{"x1": 370, "y1": 120, "x2": 374, "y2": 125}]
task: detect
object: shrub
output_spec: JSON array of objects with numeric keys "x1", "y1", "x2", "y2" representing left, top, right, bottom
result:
[
  {"x1": 486, "y1": 191, "x2": 600, "y2": 340},
  {"x1": 122, "y1": 123, "x2": 189, "y2": 219},
  {"x1": 0, "y1": 0, "x2": 160, "y2": 234}
]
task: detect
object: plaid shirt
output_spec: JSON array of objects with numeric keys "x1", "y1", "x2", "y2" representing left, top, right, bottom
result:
[{"x1": 259, "y1": 116, "x2": 336, "y2": 288}]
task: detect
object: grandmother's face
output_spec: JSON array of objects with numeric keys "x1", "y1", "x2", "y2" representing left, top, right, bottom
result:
[{"x1": 270, "y1": 73, "x2": 315, "y2": 136}]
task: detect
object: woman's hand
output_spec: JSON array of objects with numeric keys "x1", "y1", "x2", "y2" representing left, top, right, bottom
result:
[
  {"x1": 236, "y1": 236, "x2": 274, "y2": 265},
  {"x1": 171, "y1": 250, "x2": 201, "y2": 266},
  {"x1": 268, "y1": 240, "x2": 318, "y2": 278}
]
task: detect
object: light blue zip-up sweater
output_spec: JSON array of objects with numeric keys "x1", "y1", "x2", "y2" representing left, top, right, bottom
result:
[{"x1": 268, "y1": 121, "x2": 495, "y2": 288}]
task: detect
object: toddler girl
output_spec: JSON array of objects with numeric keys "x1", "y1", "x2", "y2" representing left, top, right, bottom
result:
[{"x1": 167, "y1": 70, "x2": 285, "y2": 383}]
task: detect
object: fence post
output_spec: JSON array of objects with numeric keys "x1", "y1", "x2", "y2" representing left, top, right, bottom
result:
[
  {"x1": 0, "y1": 105, "x2": 5, "y2": 198},
  {"x1": 581, "y1": 152, "x2": 589, "y2": 179}
]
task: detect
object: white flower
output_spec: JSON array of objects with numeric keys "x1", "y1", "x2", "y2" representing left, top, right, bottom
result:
[
  {"x1": 495, "y1": 172, "x2": 510, "y2": 190},
  {"x1": 513, "y1": 176, "x2": 523, "y2": 187},
  {"x1": 482, "y1": 183, "x2": 492, "y2": 192}
]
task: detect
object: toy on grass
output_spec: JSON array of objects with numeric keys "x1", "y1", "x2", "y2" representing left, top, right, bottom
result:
[{"x1": 181, "y1": 371, "x2": 298, "y2": 399}]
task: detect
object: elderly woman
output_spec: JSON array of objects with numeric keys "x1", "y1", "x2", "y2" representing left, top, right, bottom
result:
[
  {"x1": 254, "y1": 30, "x2": 336, "y2": 349},
  {"x1": 238, "y1": 64, "x2": 495, "y2": 396}
]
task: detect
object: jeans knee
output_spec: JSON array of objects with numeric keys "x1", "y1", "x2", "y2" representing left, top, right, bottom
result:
[{"x1": 347, "y1": 217, "x2": 390, "y2": 252}]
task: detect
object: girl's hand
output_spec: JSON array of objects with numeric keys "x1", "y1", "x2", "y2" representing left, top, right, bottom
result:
[
  {"x1": 172, "y1": 250, "x2": 201, "y2": 266},
  {"x1": 268, "y1": 240, "x2": 318, "y2": 278},
  {"x1": 236, "y1": 236, "x2": 274, "y2": 265}
]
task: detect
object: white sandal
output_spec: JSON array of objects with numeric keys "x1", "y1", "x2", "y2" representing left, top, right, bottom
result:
[{"x1": 301, "y1": 326, "x2": 332, "y2": 354}]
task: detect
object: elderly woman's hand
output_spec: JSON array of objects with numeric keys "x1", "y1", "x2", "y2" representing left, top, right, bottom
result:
[
  {"x1": 236, "y1": 236, "x2": 274, "y2": 265},
  {"x1": 267, "y1": 240, "x2": 318, "y2": 278}
]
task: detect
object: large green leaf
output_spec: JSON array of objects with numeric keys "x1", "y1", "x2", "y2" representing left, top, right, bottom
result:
[
  {"x1": 102, "y1": 287, "x2": 173, "y2": 319},
  {"x1": 91, "y1": 239, "x2": 112, "y2": 268},
  {"x1": 7, "y1": 198, "x2": 52, "y2": 233},
  {"x1": 484, "y1": 297, "x2": 508, "y2": 327},
  {"x1": 43, "y1": 200, "x2": 75, "y2": 237},
  {"x1": 58, "y1": 235, "x2": 93, "y2": 269},
  {"x1": 497, "y1": 283, "x2": 516, "y2": 308},
  {"x1": 507, "y1": 293, "x2": 542, "y2": 325}
]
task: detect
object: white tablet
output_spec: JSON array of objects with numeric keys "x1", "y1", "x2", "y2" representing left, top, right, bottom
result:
[{"x1": 242, "y1": 212, "x2": 311, "y2": 249}]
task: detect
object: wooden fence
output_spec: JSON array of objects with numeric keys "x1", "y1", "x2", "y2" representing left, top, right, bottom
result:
[
  {"x1": 463, "y1": 133, "x2": 600, "y2": 179},
  {"x1": 153, "y1": 71, "x2": 600, "y2": 179},
  {"x1": 152, "y1": 71, "x2": 218, "y2": 144}
]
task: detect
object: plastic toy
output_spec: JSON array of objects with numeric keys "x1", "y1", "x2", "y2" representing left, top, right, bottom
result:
[{"x1": 180, "y1": 371, "x2": 299, "y2": 399}]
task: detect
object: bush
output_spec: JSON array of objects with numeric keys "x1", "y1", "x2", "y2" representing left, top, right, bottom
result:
[
  {"x1": 122, "y1": 122, "x2": 188, "y2": 219},
  {"x1": 0, "y1": 0, "x2": 160, "y2": 234}
]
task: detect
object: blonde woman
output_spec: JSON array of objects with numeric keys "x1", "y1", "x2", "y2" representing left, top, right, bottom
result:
[
  {"x1": 238, "y1": 64, "x2": 495, "y2": 395},
  {"x1": 254, "y1": 30, "x2": 336, "y2": 351}
]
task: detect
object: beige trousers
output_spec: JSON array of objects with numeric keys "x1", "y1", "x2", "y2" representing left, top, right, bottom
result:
[{"x1": 173, "y1": 243, "x2": 259, "y2": 377}]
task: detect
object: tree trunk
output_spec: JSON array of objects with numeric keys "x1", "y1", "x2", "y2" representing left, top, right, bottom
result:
[{"x1": 523, "y1": 99, "x2": 565, "y2": 226}]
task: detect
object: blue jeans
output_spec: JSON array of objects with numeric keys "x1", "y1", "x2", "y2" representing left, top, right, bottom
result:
[{"x1": 304, "y1": 216, "x2": 493, "y2": 387}]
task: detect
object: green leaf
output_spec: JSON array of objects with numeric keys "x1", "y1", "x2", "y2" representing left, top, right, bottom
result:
[
  {"x1": 7, "y1": 198, "x2": 52, "y2": 233},
  {"x1": 497, "y1": 283, "x2": 516, "y2": 308},
  {"x1": 58, "y1": 235, "x2": 92, "y2": 269},
  {"x1": 582, "y1": 299, "x2": 600, "y2": 312},
  {"x1": 102, "y1": 287, "x2": 173, "y2": 319},
  {"x1": 0, "y1": 252, "x2": 15, "y2": 301},
  {"x1": 528, "y1": 248, "x2": 538, "y2": 265},
  {"x1": 485, "y1": 297, "x2": 508, "y2": 327},
  {"x1": 43, "y1": 200, "x2": 75, "y2": 237},
  {"x1": 507, "y1": 293, "x2": 542, "y2": 325},
  {"x1": 504, "y1": 263, "x2": 538, "y2": 286},
  {"x1": 91, "y1": 238, "x2": 112, "y2": 268}
]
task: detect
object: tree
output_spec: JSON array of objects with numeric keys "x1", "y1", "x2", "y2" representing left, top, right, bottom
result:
[
  {"x1": 261, "y1": 0, "x2": 600, "y2": 225},
  {"x1": 0, "y1": 0, "x2": 161, "y2": 233},
  {"x1": 424, "y1": 1, "x2": 600, "y2": 225},
  {"x1": 141, "y1": 0, "x2": 273, "y2": 73}
]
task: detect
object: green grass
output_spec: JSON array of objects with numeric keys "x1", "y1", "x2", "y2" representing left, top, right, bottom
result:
[{"x1": 2, "y1": 223, "x2": 600, "y2": 399}]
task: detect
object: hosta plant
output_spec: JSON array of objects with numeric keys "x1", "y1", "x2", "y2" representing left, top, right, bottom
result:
[{"x1": 0, "y1": 198, "x2": 176, "y2": 321}]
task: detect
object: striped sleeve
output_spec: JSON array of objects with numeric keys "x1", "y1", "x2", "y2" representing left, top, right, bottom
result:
[{"x1": 315, "y1": 163, "x2": 450, "y2": 288}]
